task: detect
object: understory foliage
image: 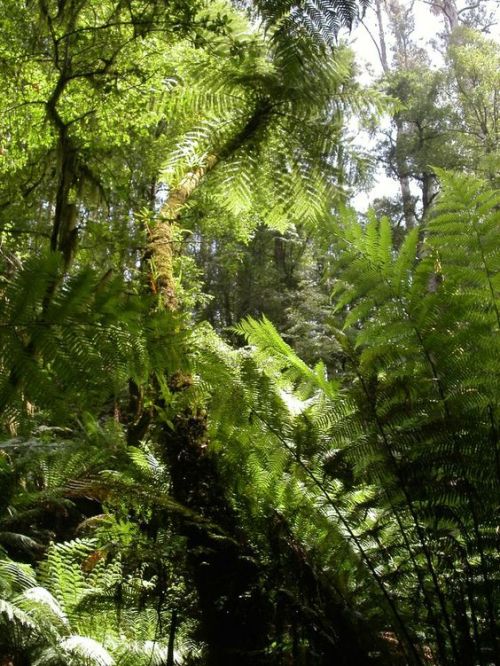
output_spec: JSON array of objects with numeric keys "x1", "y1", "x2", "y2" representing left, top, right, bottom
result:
[
  {"x1": 1, "y1": 170, "x2": 498, "y2": 664},
  {"x1": 237, "y1": 171, "x2": 499, "y2": 665},
  {"x1": 0, "y1": 0, "x2": 498, "y2": 664}
]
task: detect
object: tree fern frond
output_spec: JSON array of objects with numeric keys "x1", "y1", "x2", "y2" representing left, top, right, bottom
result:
[
  {"x1": 0, "y1": 254, "x2": 183, "y2": 428},
  {"x1": 127, "y1": 446, "x2": 165, "y2": 481},
  {"x1": 22, "y1": 586, "x2": 68, "y2": 626},
  {"x1": 235, "y1": 315, "x2": 337, "y2": 398},
  {"x1": 0, "y1": 559, "x2": 37, "y2": 594},
  {"x1": 0, "y1": 597, "x2": 38, "y2": 632},
  {"x1": 58, "y1": 635, "x2": 115, "y2": 666}
]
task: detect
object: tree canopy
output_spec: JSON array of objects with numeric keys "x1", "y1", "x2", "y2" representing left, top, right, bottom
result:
[{"x1": 0, "y1": 0, "x2": 498, "y2": 665}]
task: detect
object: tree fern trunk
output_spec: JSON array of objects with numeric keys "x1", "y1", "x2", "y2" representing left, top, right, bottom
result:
[
  {"x1": 157, "y1": 407, "x2": 272, "y2": 665},
  {"x1": 146, "y1": 151, "x2": 274, "y2": 664}
]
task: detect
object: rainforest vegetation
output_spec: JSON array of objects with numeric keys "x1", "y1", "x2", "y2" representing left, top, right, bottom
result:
[{"x1": 0, "y1": 0, "x2": 498, "y2": 664}]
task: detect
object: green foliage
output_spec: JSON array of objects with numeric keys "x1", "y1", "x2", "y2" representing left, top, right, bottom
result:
[
  {"x1": 446, "y1": 28, "x2": 500, "y2": 182},
  {"x1": 0, "y1": 253, "x2": 185, "y2": 430},
  {"x1": 0, "y1": 0, "x2": 497, "y2": 663},
  {"x1": 235, "y1": 315, "x2": 336, "y2": 398},
  {"x1": 161, "y1": 34, "x2": 358, "y2": 233},
  {"x1": 236, "y1": 172, "x2": 500, "y2": 664},
  {"x1": 0, "y1": 423, "x2": 201, "y2": 665},
  {"x1": 370, "y1": 18, "x2": 500, "y2": 227},
  {"x1": 0, "y1": 538, "x2": 186, "y2": 665},
  {"x1": 256, "y1": 0, "x2": 369, "y2": 49}
]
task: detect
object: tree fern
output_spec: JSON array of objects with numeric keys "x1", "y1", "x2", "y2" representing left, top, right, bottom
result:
[
  {"x1": 232, "y1": 171, "x2": 499, "y2": 663},
  {"x1": 0, "y1": 254, "x2": 185, "y2": 431},
  {"x1": 256, "y1": 0, "x2": 369, "y2": 42},
  {"x1": 191, "y1": 324, "x2": 406, "y2": 662},
  {"x1": 157, "y1": 6, "x2": 380, "y2": 241}
]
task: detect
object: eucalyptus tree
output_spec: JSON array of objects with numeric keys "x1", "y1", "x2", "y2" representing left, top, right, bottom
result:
[
  {"x1": 366, "y1": 0, "x2": 499, "y2": 229},
  {"x1": 445, "y1": 26, "x2": 500, "y2": 184}
]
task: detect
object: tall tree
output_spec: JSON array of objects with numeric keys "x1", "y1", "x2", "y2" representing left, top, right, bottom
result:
[{"x1": 363, "y1": 0, "x2": 499, "y2": 229}]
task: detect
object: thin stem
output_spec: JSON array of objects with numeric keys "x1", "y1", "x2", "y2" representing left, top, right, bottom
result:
[{"x1": 258, "y1": 414, "x2": 424, "y2": 666}]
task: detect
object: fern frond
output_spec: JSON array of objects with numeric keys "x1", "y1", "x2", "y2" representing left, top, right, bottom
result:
[
  {"x1": 235, "y1": 315, "x2": 337, "y2": 399},
  {"x1": 0, "y1": 597, "x2": 38, "y2": 632},
  {"x1": 58, "y1": 635, "x2": 115, "y2": 666}
]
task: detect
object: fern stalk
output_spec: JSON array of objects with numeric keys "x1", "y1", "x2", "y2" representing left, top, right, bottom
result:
[{"x1": 257, "y1": 412, "x2": 425, "y2": 666}]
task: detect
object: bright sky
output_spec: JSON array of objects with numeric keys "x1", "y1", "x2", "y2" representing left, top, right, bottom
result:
[{"x1": 342, "y1": 0, "x2": 499, "y2": 211}]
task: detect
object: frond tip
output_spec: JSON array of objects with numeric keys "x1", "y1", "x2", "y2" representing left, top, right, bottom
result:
[{"x1": 235, "y1": 315, "x2": 338, "y2": 399}]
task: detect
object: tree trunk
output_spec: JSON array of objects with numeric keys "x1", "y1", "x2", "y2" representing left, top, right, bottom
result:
[
  {"x1": 374, "y1": 0, "x2": 416, "y2": 231},
  {"x1": 157, "y1": 407, "x2": 272, "y2": 665},
  {"x1": 145, "y1": 116, "x2": 275, "y2": 664},
  {"x1": 166, "y1": 609, "x2": 178, "y2": 666}
]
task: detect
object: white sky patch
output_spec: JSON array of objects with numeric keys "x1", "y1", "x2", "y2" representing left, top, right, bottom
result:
[
  {"x1": 339, "y1": 0, "x2": 500, "y2": 211},
  {"x1": 279, "y1": 388, "x2": 314, "y2": 415}
]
